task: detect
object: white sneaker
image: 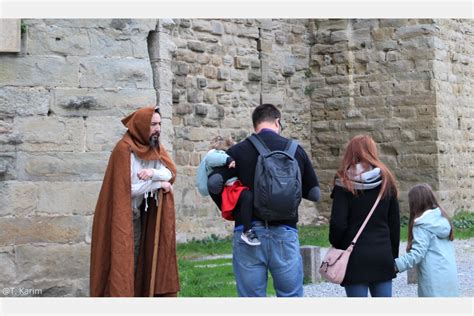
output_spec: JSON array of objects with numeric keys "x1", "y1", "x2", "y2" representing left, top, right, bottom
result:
[{"x1": 241, "y1": 229, "x2": 261, "y2": 246}]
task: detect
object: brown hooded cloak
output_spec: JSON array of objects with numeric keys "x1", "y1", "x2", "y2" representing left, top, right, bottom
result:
[{"x1": 90, "y1": 107, "x2": 179, "y2": 297}]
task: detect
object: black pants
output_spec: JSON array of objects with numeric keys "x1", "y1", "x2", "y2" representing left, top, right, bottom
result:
[{"x1": 235, "y1": 189, "x2": 253, "y2": 232}]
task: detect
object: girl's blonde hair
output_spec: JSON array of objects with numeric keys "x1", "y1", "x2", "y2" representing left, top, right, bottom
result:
[
  {"x1": 406, "y1": 183, "x2": 454, "y2": 251},
  {"x1": 210, "y1": 135, "x2": 235, "y2": 151}
]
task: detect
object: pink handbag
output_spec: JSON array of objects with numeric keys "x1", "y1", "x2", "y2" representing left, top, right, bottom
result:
[{"x1": 319, "y1": 191, "x2": 383, "y2": 284}]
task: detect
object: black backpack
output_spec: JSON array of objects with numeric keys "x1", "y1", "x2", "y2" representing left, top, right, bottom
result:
[{"x1": 248, "y1": 134, "x2": 302, "y2": 221}]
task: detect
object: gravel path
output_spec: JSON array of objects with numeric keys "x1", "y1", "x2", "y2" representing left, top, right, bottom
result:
[{"x1": 303, "y1": 238, "x2": 474, "y2": 297}]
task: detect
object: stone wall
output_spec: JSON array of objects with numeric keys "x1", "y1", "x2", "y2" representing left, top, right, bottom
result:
[
  {"x1": 169, "y1": 19, "x2": 318, "y2": 241},
  {"x1": 0, "y1": 19, "x2": 157, "y2": 296},
  {"x1": 434, "y1": 19, "x2": 474, "y2": 214},
  {"x1": 309, "y1": 19, "x2": 457, "y2": 216}
]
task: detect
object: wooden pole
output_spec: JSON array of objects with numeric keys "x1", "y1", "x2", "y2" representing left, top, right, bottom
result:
[{"x1": 149, "y1": 189, "x2": 164, "y2": 297}]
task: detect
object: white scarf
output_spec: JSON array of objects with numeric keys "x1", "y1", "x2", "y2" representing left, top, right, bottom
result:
[{"x1": 335, "y1": 163, "x2": 382, "y2": 190}]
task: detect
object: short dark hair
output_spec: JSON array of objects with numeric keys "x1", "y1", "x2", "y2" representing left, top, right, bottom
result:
[
  {"x1": 252, "y1": 103, "x2": 281, "y2": 128},
  {"x1": 154, "y1": 107, "x2": 161, "y2": 115}
]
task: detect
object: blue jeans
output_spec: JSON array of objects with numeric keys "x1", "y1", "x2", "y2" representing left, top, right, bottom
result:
[
  {"x1": 344, "y1": 280, "x2": 393, "y2": 297},
  {"x1": 232, "y1": 224, "x2": 303, "y2": 297}
]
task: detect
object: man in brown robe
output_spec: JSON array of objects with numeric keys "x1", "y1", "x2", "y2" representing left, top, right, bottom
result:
[{"x1": 90, "y1": 106, "x2": 180, "y2": 297}]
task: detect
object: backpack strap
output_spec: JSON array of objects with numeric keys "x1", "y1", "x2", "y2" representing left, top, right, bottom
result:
[
  {"x1": 248, "y1": 133, "x2": 270, "y2": 155},
  {"x1": 284, "y1": 140, "x2": 298, "y2": 158}
]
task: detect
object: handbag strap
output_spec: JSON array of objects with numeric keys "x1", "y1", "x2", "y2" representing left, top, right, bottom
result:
[{"x1": 350, "y1": 190, "x2": 384, "y2": 245}]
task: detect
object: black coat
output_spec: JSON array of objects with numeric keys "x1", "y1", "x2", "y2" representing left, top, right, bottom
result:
[{"x1": 329, "y1": 185, "x2": 400, "y2": 286}]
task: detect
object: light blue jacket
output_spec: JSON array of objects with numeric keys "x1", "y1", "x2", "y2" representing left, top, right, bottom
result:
[
  {"x1": 195, "y1": 149, "x2": 235, "y2": 196},
  {"x1": 395, "y1": 207, "x2": 459, "y2": 297}
]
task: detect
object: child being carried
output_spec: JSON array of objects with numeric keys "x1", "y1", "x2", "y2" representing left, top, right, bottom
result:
[{"x1": 195, "y1": 136, "x2": 260, "y2": 246}]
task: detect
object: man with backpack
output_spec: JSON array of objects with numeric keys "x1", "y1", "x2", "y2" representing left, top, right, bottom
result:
[{"x1": 208, "y1": 103, "x2": 321, "y2": 297}]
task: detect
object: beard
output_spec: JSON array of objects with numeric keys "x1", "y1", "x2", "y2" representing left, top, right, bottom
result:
[{"x1": 149, "y1": 132, "x2": 160, "y2": 149}]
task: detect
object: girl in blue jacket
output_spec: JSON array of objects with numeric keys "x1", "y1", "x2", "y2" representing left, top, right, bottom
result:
[{"x1": 395, "y1": 184, "x2": 459, "y2": 297}]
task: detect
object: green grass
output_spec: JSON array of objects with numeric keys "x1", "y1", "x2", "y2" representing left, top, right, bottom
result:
[
  {"x1": 177, "y1": 234, "x2": 232, "y2": 260},
  {"x1": 177, "y1": 212, "x2": 474, "y2": 297},
  {"x1": 453, "y1": 211, "x2": 474, "y2": 239},
  {"x1": 178, "y1": 257, "x2": 275, "y2": 297}
]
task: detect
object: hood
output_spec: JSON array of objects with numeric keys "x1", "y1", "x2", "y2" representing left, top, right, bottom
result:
[
  {"x1": 121, "y1": 107, "x2": 153, "y2": 147},
  {"x1": 414, "y1": 207, "x2": 452, "y2": 238},
  {"x1": 121, "y1": 107, "x2": 161, "y2": 161}
]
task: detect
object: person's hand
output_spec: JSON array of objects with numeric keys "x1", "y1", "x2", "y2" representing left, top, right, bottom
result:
[
  {"x1": 160, "y1": 181, "x2": 172, "y2": 193},
  {"x1": 228, "y1": 161, "x2": 236, "y2": 168},
  {"x1": 137, "y1": 169, "x2": 154, "y2": 180}
]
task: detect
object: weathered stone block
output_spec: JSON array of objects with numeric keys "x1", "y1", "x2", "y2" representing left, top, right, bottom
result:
[
  {"x1": 395, "y1": 24, "x2": 438, "y2": 40},
  {"x1": 203, "y1": 65, "x2": 217, "y2": 79},
  {"x1": 153, "y1": 63, "x2": 174, "y2": 91},
  {"x1": 85, "y1": 117, "x2": 126, "y2": 151},
  {"x1": 27, "y1": 24, "x2": 90, "y2": 56},
  {"x1": 311, "y1": 43, "x2": 347, "y2": 54},
  {"x1": 187, "y1": 40, "x2": 206, "y2": 53},
  {"x1": 0, "y1": 252, "x2": 16, "y2": 282},
  {"x1": 345, "y1": 121, "x2": 375, "y2": 131},
  {"x1": 300, "y1": 246, "x2": 321, "y2": 283},
  {"x1": 224, "y1": 82, "x2": 235, "y2": 92},
  {"x1": 327, "y1": 97, "x2": 351, "y2": 109},
  {"x1": 37, "y1": 182, "x2": 101, "y2": 216},
  {"x1": 330, "y1": 30, "x2": 349, "y2": 43},
  {"x1": 130, "y1": 33, "x2": 152, "y2": 59},
  {"x1": 31, "y1": 278, "x2": 90, "y2": 297},
  {"x1": 0, "y1": 153, "x2": 16, "y2": 181},
  {"x1": 291, "y1": 45, "x2": 309, "y2": 57},
  {"x1": 230, "y1": 70, "x2": 244, "y2": 82},
  {"x1": 291, "y1": 24, "x2": 306, "y2": 34},
  {"x1": 211, "y1": 21, "x2": 224, "y2": 35},
  {"x1": 0, "y1": 87, "x2": 50, "y2": 117},
  {"x1": 53, "y1": 88, "x2": 156, "y2": 117},
  {"x1": 217, "y1": 68, "x2": 230, "y2": 80},
  {"x1": 234, "y1": 57, "x2": 250, "y2": 69},
  {"x1": 250, "y1": 58, "x2": 260, "y2": 69},
  {"x1": 0, "y1": 181, "x2": 38, "y2": 217},
  {"x1": 79, "y1": 57, "x2": 153, "y2": 89},
  {"x1": 15, "y1": 243, "x2": 90, "y2": 281},
  {"x1": 187, "y1": 88, "x2": 203, "y2": 103},
  {"x1": 248, "y1": 71, "x2": 261, "y2": 82},
  {"x1": 282, "y1": 66, "x2": 296, "y2": 77},
  {"x1": 192, "y1": 20, "x2": 213, "y2": 33},
  {"x1": 157, "y1": 91, "x2": 173, "y2": 116},
  {"x1": 149, "y1": 32, "x2": 176, "y2": 61},
  {"x1": 16, "y1": 152, "x2": 109, "y2": 181},
  {"x1": 257, "y1": 39, "x2": 272, "y2": 53},
  {"x1": 173, "y1": 104, "x2": 190, "y2": 118},
  {"x1": 194, "y1": 104, "x2": 209, "y2": 117},
  {"x1": 0, "y1": 56, "x2": 80, "y2": 87},
  {"x1": 317, "y1": 19, "x2": 349, "y2": 31},
  {"x1": 197, "y1": 77, "x2": 207, "y2": 89},
  {"x1": 174, "y1": 61, "x2": 190, "y2": 76},
  {"x1": 0, "y1": 216, "x2": 88, "y2": 246},
  {"x1": 207, "y1": 105, "x2": 225, "y2": 120},
  {"x1": 0, "y1": 19, "x2": 20, "y2": 52},
  {"x1": 16, "y1": 117, "x2": 84, "y2": 152}
]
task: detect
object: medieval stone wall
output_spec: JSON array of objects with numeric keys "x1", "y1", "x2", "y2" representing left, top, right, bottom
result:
[
  {"x1": 168, "y1": 19, "x2": 318, "y2": 241},
  {"x1": 308, "y1": 19, "x2": 468, "y2": 216},
  {"x1": 434, "y1": 19, "x2": 474, "y2": 214},
  {"x1": 0, "y1": 18, "x2": 157, "y2": 296}
]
